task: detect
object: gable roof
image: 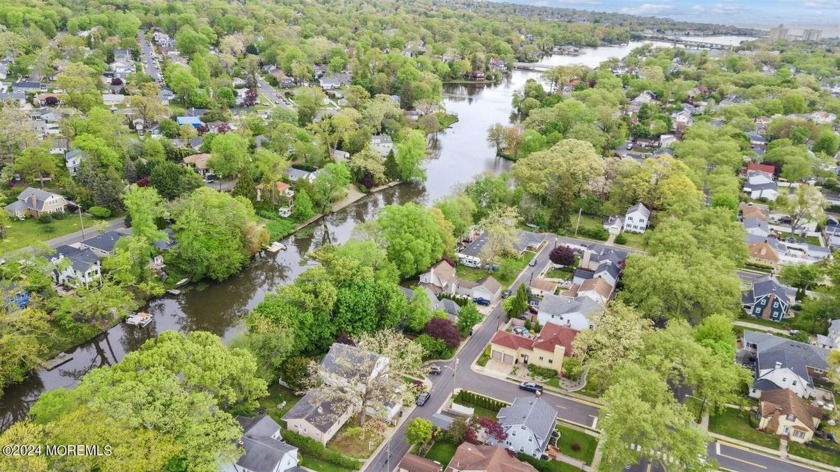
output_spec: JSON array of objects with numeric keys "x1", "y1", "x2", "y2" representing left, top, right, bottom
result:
[
  {"x1": 759, "y1": 389, "x2": 822, "y2": 431},
  {"x1": 182, "y1": 153, "x2": 210, "y2": 170},
  {"x1": 476, "y1": 276, "x2": 502, "y2": 294},
  {"x1": 80, "y1": 231, "x2": 126, "y2": 254},
  {"x1": 54, "y1": 245, "x2": 100, "y2": 272},
  {"x1": 537, "y1": 294, "x2": 604, "y2": 318},
  {"x1": 532, "y1": 323, "x2": 578, "y2": 356},
  {"x1": 235, "y1": 415, "x2": 298, "y2": 472},
  {"x1": 400, "y1": 453, "x2": 443, "y2": 472},
  {"x1": 739, "y1": 203, "x2": 770, "y2": 221},
  {"x1": 320, "y1": 343, "x2": 384, "y2": 382},
  {"x1": 748, "y1": 241, "x2": 780, "y2": 263},
  {"x1": 625, "y1": 203, "x2": 650, "y2": 218},
  {"x1": 744, "y1": 217, "x2": 769, "y2": 233},
  {"x1": 497, "y1": 397, "x2": 558, "y2": 451},
  {"x1": 575, "y1": 277, "x2": 613, "y2": 300},
  {"x1": 490, "y1": 330, "x2": 534, "y2": 351},
  {"x1": 514, "y1": 230, "x2": 546, "y2": 253},
  {"x1": 747, "y1": 276, "x2": 794, "y2": 305},
  {"x1": 15, "y1": 187, "x2": 66, "y2": 211},
  {"x1": 282, "y1": 390, "x2": 344, "y2": 433},
  {"x1": 745, "y1": 331, "x2": 830, "y2": 385},
  {"x1": 747, "y1": 162, "x2": 776, "y2": 176},
  {"x1": 445, "y1": 444, "x2": 537, "y2": 472},
  {"x1": 530, "y1": 277, "x2": 557, "y2": 293}
]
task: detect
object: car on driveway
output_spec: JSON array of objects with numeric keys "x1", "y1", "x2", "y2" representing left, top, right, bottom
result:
[
  {"x1": 473, "y1": 297, "x2": 490, "y2": 306},
  {"x1": 416, "y1": 391, "x2": 431, "y2": 406},
  {"x1": 428, "y1": 365, "x2": 441, "y2": 375},
  {"x1": 519, "y1": 381, "x2": 543, "y2": 393}
]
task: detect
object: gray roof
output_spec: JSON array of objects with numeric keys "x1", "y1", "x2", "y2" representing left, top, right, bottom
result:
[
  {"x1": 0, "y1": 92, "x2": 26, "y2": 101},
  {"x1": 80, "y1": 230, "x2": 126, "y2": 253},
  {"x1": 4, "y1": 200, "x2": 28, "y2": 212},
  {"x1": 745, "y1": 181, "x2": 778, "y2": 192},
  {"x1": 594, "y1": 261, "x2": 620, "y2": 283},
  {"x1": 573, "y1": 268, "x2": 594, "y2": 281},
  {"x1": 153, "y1": 228, "x2": 176, "y2": 250},
  {"x1": 538, "y1": 294, "x2": 604, "y2": 318},
  {"x1": 235, "y1": 415, "x2": 297, "y2": 472},
  {"x1": 625, "y1": 203, "x2": 650, "y2": 219},
  {"x1": 54, "y1": 245, "x2": 99, "y2": 272},
  {"x1": 14, "y1": 188, "x2": 65, "y2": 212},
  {"x1": 589, "y1": 248, "x2": 628, "y2": 266},
  {"x1": 513, "y1": 231, "x2": 546, "y2": 253},
  {"x1": 744, "y1": 330, "x2": 830, "y2": 387},
  {"x1": 400, "y1": 286, "x2": 415, "y2": 301},
  {"x1": 437, "y1": 298, "x2": 461, "y2": 317},
  {"x1": 497, "y1": 397, "x2": 558, "y2": 451},
  {"x1": 743, "y1": 217, "x2": 769, "y2": 232},
  {"x1": 285, "y1": 168, "x2": 312, "y2": 181},
  {"x1": 320, "y1": 343, "x2": 383, "y2": 382},
  {"x1": 282, "y1": 390, "x2": 344, "y2": 433},
  {"x1": 748, "y1": 276, "x2": 795, "y2": 303},
  {"x1": 459, "y1": 232, "x2": 489, "y2": 257}
]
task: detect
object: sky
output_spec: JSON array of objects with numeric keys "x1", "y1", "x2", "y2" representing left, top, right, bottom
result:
[{"x1": 511, "y1": 0, "x2": 840, "y2": 29}]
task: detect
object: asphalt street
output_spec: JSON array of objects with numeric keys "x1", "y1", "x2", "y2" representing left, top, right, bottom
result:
[{"x1": 363, "y1": 234, "x2": 811, "y2": 471}]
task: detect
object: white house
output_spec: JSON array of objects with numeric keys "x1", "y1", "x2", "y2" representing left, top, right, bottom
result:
[
  {"x1": 744, "y1": 331, "x2": 831, "y2": 400},
  {"x1": 816, "y1": 319, "x2": 840, "y2": 349},
  {"x1": 490, "y1": 397, "x2": 558, "y2": 458},
  {"x1": 370, "y1": 135, "x2": 394, "y2": 157},
  {"x1": 602, "y1": 215, "x2": 623, "y2": 235},
  {"x1": 623, "y1": 203, "x2": 650, "y2": 233},
  {"x1": 50, "y1": 245, "x2": 101, "y2": 287},
  {"x1": 536, "y1": 294, "x2": 605, "y2": 331},
  {"x1": 102, "y1": 93, "x2": 126, "y2": 106},
  {"x1": 743, "y1": 171, "x2": 779, "y2": 201},
  {"x1": 226, "y1": 415, "x2": 300, "y2": 472},
  {"x1": 65, "y1": 149, "x2": 84, "y2": 176}
]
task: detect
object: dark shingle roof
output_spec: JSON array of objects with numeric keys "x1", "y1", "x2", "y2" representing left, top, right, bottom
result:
[
  {"x1": 282, "y1": 390, "x2": 344, "y2": 433},
  {"x1": 54, "y1": 245, "x2": 99, "y2": 272},
  {"x1": 234, "y1": 415, "x2": 298, "y2": 472},
  {"x1": 497, "y1": 397, "x2": 558, "y2": 452},
  {"x1": 81, "y1": 231, "x2": 126, "y2": 253}
]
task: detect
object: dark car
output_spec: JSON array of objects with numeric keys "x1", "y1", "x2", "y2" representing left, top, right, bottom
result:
[
  {"x1": 428, "y1": 365, "x2": 441, "y2": 375},
  {"x1": 528, "y1": 259, "x2": 537, "y2": 267},
  {"x1": 502, "y1": 290, "x2": 512, "y2": 299},
  {"x1": 474, "y1": 297, "x2": 490, "y2": 306},
  {"x1": 518, "y1": 381, "x2": 544, "y2": 393},
  {"x1": 416, "y1": 391, "x2": 431, "y2": 406}
]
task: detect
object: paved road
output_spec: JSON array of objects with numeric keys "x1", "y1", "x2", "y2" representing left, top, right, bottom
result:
[
  {"x1": 137, "y1": 30, "x2": 162, "y2": 82},
  {"x1": 365, "y1": 235, "x2": 601, "y2": 471},
  {"x1": 256, "y1": 75, "x2": 295, "y2": 111},
  {"x1": 616, "y1": 441, "x2": 819, "y2": 472}
]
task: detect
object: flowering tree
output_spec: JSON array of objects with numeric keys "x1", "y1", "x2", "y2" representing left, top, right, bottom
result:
[{"x1": 424, "y1": 318, "x2": 460, "y2": 348}]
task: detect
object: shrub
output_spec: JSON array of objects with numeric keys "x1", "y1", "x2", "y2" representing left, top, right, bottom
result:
[
  {"x1": 577, "y1": 226, "x2": 609, "y2": 241},
  {"x1": 281, "y1": 430, "x2": 359, "y2": 469},
  {"x1": 37, "y1": 213, "x2": 54, "y2": 224},
  {"x1": 527, "y1": 364, "x2": 558, "y2": 379},
  {"x1": 571, "y1": 443, "x2": 581, "y2": 452},
  {"x1": 88, "y1": 206, "x2": 111, "y2": 219},
  {"x1": 424, "y1": 318, "x2": 461, "y2": 348},
  {"x1": 549, "y1": 246, "x2": 575, "y2": 266},
  {"x1": 563, "y1": 357, "x2": 583, "y2": 381},
  {"x1": 416, "y1": 334, "x2": 453, "y2": 360},
  {"x1": 615, "y1": 234, "x2": 628, "y2": 245}
]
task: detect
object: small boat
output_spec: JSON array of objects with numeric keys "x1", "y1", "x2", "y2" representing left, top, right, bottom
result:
[
  {"x1": 266, "y1": 242, "x2": 287, "y2": 253},
  {"x1": 126, "y1": 312, "x2": 153, "y2": 327},
  {"x1": 44, "y1": 352, "x2": 73, "y2": 371},
  {"x1": 174, "y1": 278, "x2": 189, "y2": 287},
  {"x1": 167, "y1": 289, "x2": 181, "y2": 295}
]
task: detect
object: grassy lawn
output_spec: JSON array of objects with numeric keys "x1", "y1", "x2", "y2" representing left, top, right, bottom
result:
[
  {"x1": 737, "y1": 315, "x2": 788, "y2": 330},
  {"x1": 424, "y1": 440, "x2": 458, "y2": 465},
  {"x1": 259, "y1": 383, "x2": 302, "y2": 425},
  {"x1": 616, "y1": 231, "x2": 647, "y2": 249},
  {"x1": 456, "y1": 253, "x2": 531, "y2": 288},
  {"x1": 546, "y1": 267, "x2": 574, "y2": 280},
  {"x1": 301, "y1": 457, "x2": 357, "y2": 472},
  {"x1": 1, "y1": 214, "x2": 97, "y2": 254},
  {"x1": 787, "y1": 439, "x2": 840, "y2": 467},
  {"x1": 555, "y1": 424, "x2": 598, "y2": 465},
  {"x1": 708, "y1": 407, "x2": 780, "y2": 449},
  {"x1": 329, "y1": 426, "x2": 384, "y2": 459}
]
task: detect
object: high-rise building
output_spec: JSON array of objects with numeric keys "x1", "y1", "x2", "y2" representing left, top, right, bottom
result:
[
  {"x1": 803, "y1": 29, "x2": 822, "y2": 41},
  {"x1": 769, "y1": 24, "x2": 789, "y2": 41}
]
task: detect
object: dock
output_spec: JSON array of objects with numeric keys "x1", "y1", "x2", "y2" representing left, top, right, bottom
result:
[
  {"x1": 126, "y1": 312, "x2": 153, "y2": 327},
  {"x1": 44, "y1": 352, "x2": 73, "y2": 371}
]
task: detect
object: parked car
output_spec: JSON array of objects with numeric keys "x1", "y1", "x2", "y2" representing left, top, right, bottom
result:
[
  {"x1": 502, "y1": 290, "x2": 512, "y2": 299},
  {"x1": 416, "y1": 391, "x2": 431, "y2": 406},
  {"x1": 512, "y1": 326, "x2": 529, "y2": 335},
  {"x1": 473, "y1": 297, "x2": 490, "y2": 306},
  {"x1": 518, "y1": 381, "x2": 544, "y2": 393},
  {"x1": 428, "y1": 365, "x2": 441, "y2": 375},
  {"x1": 528, "y1": 259, "x2": 537, "y2": 267}
]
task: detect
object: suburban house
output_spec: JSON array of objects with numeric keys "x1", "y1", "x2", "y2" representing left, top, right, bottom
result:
[
  {"x1": 225, "y1": 415, "x2": 300, "y2": 472},
  {"x1": 747, "y1": 162, "x2": 775, "y2": 179},
  {"x1": 283, "y1": 343, "x2": 396, "y2": 445},
  {"x1": 490, "y1": 397, "x2": 558, "y2": 458},
  {"x1": 4, "y1": 188, "x2": 68, "y2": 219},
  {"x1": 742, "y1": 276, "x2": 796, "y2": 322},
  {"x1": 102, "y1": 93, "x2": 126, "y2": 106},
  {"x1": 319, "y1": 72, "x2": 351, "y2": 90},
  {"x1": 747, "y1": 240, "x2": 780, "y2": 267},
  {"x1": 65, "y1": 149, "x2": 85, "y2": 176},
  {"x1": 743, "y1": 171, "x2": 779, "y2": 201},
  {"x1": 816, "y1": 319, "x2": 840, "y2": 349},
  {"x1": 419, "y1": 260, "x2": 459, "y2": 296},
  {"x1": 457, "y1": 276, "x2": 503, "y2": 303},
  {"x1": 489, "y1": 322, "x2": 578, "y2": 374},
  {"x1": 78, "y1": 230, "x2": 127, "y2": 257},
  {"x1": 757, "y1": 389, "x2": 823, "y2": 444},
  {"x1": 739, "y1": 203, "x2": 770, "y2": 221},
  {"x1": 529, "y1": 278, "x2": 557, "y2": 298},
  {"x1": 443, "y1": 444, "x2": 538, "y2": 472},
  {"x1": 256, "y1": 181, "x2": 295, "y2": 217},
  {"x1": 400, "y1": 286, "x2": 461, "y2": 322},
  {"x1": 457, "y1": 230, "x2": 544, "y2": 268},
  {"x1": 50, "y1": 245, "x2": 102, "y2": 287},
  {"x1": 622, "y1": 203, "x2": 650, "y2": 233},
  {"x1": 744, "y1": 330, "x2": 831, "y2": 399},
  {"x1": 282, "y1": 394, "x2": 351, "y2": 447},
  {"x1": 602, "y1": 215, "x2": 623, "y2": 234},
  {"x1": 536, "y1": 294, "x2": 605, "y2": 331},
  {"x1": 182, "y1": 153, "x2": 211, "y2": 176},
  {"x1": 285, "y1": 167, "x2": 320, "y2": 183},
  {"x1": 370, "y1": 135, "x2": 394, "y2": 157},
  {"x1": 11, "y1": 81, "x2": 47, "y2": 93},
  {"x1": 743, "y1": 217, "x2": 770, "y2": 238},
  {"x1": 176, "y1": 116, "x2": 203, "y2": 129},
  {"x1": 399, "y1": 453, "x2": 443, "y2": 472},
  {"x1": 567, "y1": 277, "x2": 613, "y2": 305}
]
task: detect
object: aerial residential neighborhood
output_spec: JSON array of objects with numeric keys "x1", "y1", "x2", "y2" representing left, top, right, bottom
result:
[{"x1": 0, "y1": 0, "x2": 839, "y2": 472}]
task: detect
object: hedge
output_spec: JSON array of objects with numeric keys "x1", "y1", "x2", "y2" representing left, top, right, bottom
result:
[
  {"x1": 281, "y1": 429, "x2": 360, "y2": 470},
  {"x1": 454, "y1": 391, "x2": 507, "y2": 413},
  {"x1": 576, "y1": 226, "x2": 609, "y2": 241},
  {"x1": 88, "y1": 206, "x2": 112, "y2": 219}
]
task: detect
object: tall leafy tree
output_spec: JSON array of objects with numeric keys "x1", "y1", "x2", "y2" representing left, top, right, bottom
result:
[
  {"x1": 209, "y1": 133, "x2": 250, "y2": 179},
  {"x1": 394, "y1": 130, "x2": 427, "y2": 182},
  {"x1": 373, "y1": 203, "x2": 449, "y2": 277}
]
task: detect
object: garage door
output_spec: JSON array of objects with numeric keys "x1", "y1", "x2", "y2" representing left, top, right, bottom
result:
[
  {"x1": 491, "y1": 350, "x2": 503, "y2": 361},
  {"x1": 503, "y1": 354, "x2": 514, "y2": 363}
]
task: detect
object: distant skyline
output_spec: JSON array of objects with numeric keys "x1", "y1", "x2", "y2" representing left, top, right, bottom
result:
[{"x1": 501, "y1": 0, "x2": 840, "y2": 30}]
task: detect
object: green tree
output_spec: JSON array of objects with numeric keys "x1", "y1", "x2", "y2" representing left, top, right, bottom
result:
[
  {"x1": 0, "y1": 307, "x2": 50, "y2": 396},
  {"x1": 374, "y1": 203, "x2": 449, "y2": 277},
  {"x1": 405, "y1": 418, "x2": 434, "y2": 446},
  {"x1": 292, "y1": 189, "x2": 315, "y2": 220},
  {"x1": 394, "y1": 130, "x2": 427, "y2": 182},
  {"x1": 209, "y1": 133, "x2": 250, "y2": 179},
  {"x1": 478, "y1": 207, "x2": 520, "y2": 265},
  {"x1": 231, "y1": 316, "x2": 296, "y2": 382},
  {"x1": 232, "y1": 168, "x2": 258, "y2": 204},
  {"x1": 778, "y1": 263, "x2": 823, "y2": 291},
  {"x1": 310, "y1": 162, "x2": 352, "y2": 212},
  {"x1": 693, "y1": 314, "x2": 737, "y2": 360},
  {"x1": 149, "y1": 161, "x2": 204, "y2": 200},
  {"x1": 14, "y1": 145, "x2": 58, "y2": 187},
  {"x1": 294, "y1": 87, "x2": 326, "y2": 126},
  {"x1": 123, "y1": 185, "x2": 166, "y2": 243},
  {"x1": 503, "y1": 283, "x2": 529, "y2": 319},
  {"x1": 171, "y1": 188, "x2": 268, "y2": 281},
  {"x1": 782, "y1": 184, "x2": 826, "y2": 235},
  {"x1": 56, "y1": 62, "x2": 100, "y2": 112},
  {"x1": 406, "y1": 287, "x2": 434, "y2": 333},
  {"x1": 434, "y1": 195, "x2": 477, "y2": 239},
  {"x1": 456, "y1": 302, "x2": 482, "y2": 335}
]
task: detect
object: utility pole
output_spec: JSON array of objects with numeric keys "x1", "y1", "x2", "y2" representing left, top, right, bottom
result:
[
  {"x1": 78, "y1": 206, "x2": 86, "y2": 241},
  {"x1": 573, "y1": 208, "x2": 582, "y2": 237}
]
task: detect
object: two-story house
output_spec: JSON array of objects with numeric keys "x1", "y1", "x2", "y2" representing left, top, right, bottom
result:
[
  {"x1": 623, "y1": 203, "x2": 650, "y2": 233},
  {"x1": 758, "y1": 389, "x2": 822, "y2": 444},
  {"x1": 4, "y1": 188, "x2": 68, "y2": 219},
  {"x1": 536, "y1": 294, "x2": 605, "y2": 331},
  {"x1": 490, "y1": 397, "x2": 558, "y2": 458},
  {"x1": 489, "y1": 323, "x2": 578, "y2": 375},
  {"x1": 225, "y1": 415, "x2": 300, "y2": 472},
  {"x1": 50, "y1": 245, "x2": 101, "y2": 287},
  {"x1": 742, "y1": 276, "x2": 796, "y2": 322},
  {"x1": 744, "y1": 330, "x2": 831, "y2": 400}
]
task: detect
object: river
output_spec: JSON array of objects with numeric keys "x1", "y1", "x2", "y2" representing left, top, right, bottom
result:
[{"x1": 0, "y1": 37, "x2": 754, "y2": 427}]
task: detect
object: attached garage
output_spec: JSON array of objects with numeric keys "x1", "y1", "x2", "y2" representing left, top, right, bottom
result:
[{"x1": 491, "y1": 348, "x2": 514, "y2": 364}]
